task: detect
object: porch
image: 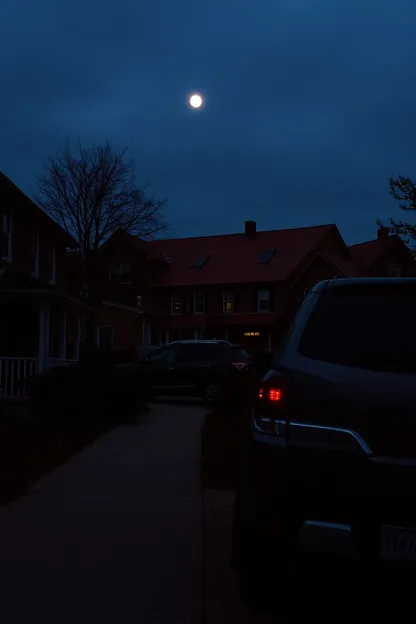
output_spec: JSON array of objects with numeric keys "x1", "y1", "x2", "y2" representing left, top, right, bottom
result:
[{"x1": 0, "y1": 299, "x2": 82, "y2": 400}]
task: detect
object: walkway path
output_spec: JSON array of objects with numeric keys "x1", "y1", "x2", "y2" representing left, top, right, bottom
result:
[{"x1": 0, "y1": 403, "x2": 206, "y2": 624}]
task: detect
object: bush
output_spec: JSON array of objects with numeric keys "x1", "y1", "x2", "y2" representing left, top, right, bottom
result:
[{"x1": 28, "y1": 363, "x2": 149, "y2": 429}]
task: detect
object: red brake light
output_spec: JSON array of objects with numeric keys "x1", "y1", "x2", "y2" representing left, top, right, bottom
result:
[{"x1": 258, "y1": 387, "x2": 282, "y2": 402}]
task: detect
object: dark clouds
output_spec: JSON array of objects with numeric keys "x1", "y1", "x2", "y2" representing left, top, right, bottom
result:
[{"x1": 1, "y1": 0, "x2": 415, "y2": 243}]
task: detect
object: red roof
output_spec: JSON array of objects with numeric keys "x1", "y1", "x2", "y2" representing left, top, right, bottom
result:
[
  {"x1": 348, "y1": 235, "x2": 399, "y2": 269},
  {"x1": 322, "y1": 253, "x2": 363, "y2": 278},
  {"x1": 144, "y1": 224, "x2": 335, "y2": 287}
]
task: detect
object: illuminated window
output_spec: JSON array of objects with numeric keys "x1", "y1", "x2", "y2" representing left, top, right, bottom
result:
[
  {"x1": 244, "y1": 332, "x2": 260, "y2": 337},
  {"x1": 223, "y1": 292, "x2": 234, "y2": 313}
]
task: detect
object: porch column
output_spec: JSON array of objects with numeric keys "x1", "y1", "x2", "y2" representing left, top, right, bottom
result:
[
  {"x1": 224, "y1": 328, "x2": 229, "y2": 342},
  {"x1": 165, "y1": 330, "x2": 170, "y2": 344},
  {"x1": 74, "y1": 316, "x2": 81, "y2": 361},
  {"x1": 193, "y1": 330, "x2": 198, "y2": 340},
  {"x1": 267, "y1": 330, "x2": 272, "y2": 350},
  {"x1": 59, "y1": 311, "x2": 67, "y2": 359},
  {"x1": 37, "y1": 302, "x2": 50, "y2": 374}
]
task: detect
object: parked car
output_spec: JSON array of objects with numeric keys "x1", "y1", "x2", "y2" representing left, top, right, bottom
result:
[
  {"x1": 233, "y1": 277, "x2": 416, "y2": 610},
  {"x1": 134, "y1": 340, "x2": 256, "y2": 405}
]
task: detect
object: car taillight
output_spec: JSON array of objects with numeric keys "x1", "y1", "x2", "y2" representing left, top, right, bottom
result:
[
  {"x1": 255, "y1": 383, "x2": 287, "y2": 436},
  {"x1": 258, "y1": 387, "x2": 282, "y2": 402},
  {"x1": 232, "y1": 362, "x2": 249, "y2": 371}
]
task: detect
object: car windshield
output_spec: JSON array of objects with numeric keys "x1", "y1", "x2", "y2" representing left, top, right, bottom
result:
[{"x1": 296, "y1": 283, "x2": 416, "y2": 373}]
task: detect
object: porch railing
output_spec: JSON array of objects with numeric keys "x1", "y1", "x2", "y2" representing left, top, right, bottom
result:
[{"x1": 0, "y1": 358, "x2": 37, "y2": 400}]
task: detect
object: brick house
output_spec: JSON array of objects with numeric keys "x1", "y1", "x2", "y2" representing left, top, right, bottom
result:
[
  {"x1": 94, "y1": 220, "x2": 416, "y2": 354},
  {"x1": 0, "y1": 172, "x2": 89, "y2": 399}
]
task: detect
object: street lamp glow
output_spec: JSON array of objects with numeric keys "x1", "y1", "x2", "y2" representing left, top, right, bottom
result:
[{"x1": 189, "y1": 94, "x2": 203, "y2": 108}]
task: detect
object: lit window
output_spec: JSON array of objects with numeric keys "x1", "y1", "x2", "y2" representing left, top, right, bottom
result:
[
  {"x1": 194, "y1": 291, "x2": 205, "y2": 314},
  {"x1": 171, "y1": 295, "x2": 182, "y2": 315},
  {"x1": 257, "y1": 288, "x2": 270, "y2": 312},
  {"x1": 223, "y1": 292, "x2": 234, "y2": 313}
]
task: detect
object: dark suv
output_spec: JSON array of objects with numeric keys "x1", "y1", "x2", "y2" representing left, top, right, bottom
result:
[
  {"x1": 233, "y1": 277, "x2": 416, "y2": 608},
  {"x1": 138, "y1": 340, "x2": 255, "y2": 404}
]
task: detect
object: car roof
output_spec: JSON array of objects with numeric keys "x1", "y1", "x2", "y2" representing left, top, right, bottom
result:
[
  {"x1": 168, "y1": 340, "x2": 232, "y2": 345},
  {"x1": 312, "y1": 277, "x2": 416, "y2": 293}
]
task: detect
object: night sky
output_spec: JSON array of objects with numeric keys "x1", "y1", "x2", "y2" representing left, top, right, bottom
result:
[{"x1": 1, "y1": 0, "x2": 415, "y2": 244}]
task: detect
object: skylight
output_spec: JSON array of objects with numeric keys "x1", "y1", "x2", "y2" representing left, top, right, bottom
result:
[
  {"x1": 191, "y1": 254, "x2": 210, "y2": 269},
  {"x1": 258, "y1": 249, "x2": 276, "y2": 264}
]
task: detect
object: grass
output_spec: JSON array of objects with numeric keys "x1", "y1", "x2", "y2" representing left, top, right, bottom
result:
[{"x1": 200, "y1": 407, "x2": 248, "y2": 490}]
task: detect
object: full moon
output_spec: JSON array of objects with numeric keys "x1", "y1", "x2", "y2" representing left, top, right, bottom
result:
[{"x1": 189, "y1": 94, "x2": 203, "y2": 108}]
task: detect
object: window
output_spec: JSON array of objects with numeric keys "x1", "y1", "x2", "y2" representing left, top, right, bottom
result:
[
  {"x1": 121, "y1": 263, "x2": 132, "y2": 283},
  {"x1": 223, "y1": 292, "x2": 234, "y2": 313},
  {"x1": 190, "y1": 254, "x2": 210, "y2": 269},
  {"x1": 194, "y1": 291, "x2": 205, "y2": 314},
  {"x1": 50, "y1": 245, "x2": 56, "y2": 284},
  {"x1": 258, "y1": 249, "x2": 276, "y2": 264},
  {"x1": 171, "y1": 294, "x2": 182, "y2": 315},
  {"x1": 178, "y1": 343, "x2": 230, "y2": 362},
  {"x1": 1, "y1": 211, "x2": 12, "y2": 261},
  {"x1": 97, "y1": 326, "x2": 114, "y2": 350},
  {"x1": 257, "y1": 288, "x2": 270, "y2": 312},
  {"x1": 298, "y1": 283, "x2": 416, "y2": 373},
  {"x1": 31, "y1": 230, "x2": 39, "y2": 277},
  {"x1": 109, "y1": 264, "x2": 132, "y2": 284},
  {"x1": 387, "y1": 263, "x2": 401, "y2": 277}
]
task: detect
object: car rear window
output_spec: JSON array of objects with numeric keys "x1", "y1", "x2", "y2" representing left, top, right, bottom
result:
[
  {"x1": 180, "y1": 344, "x2": 231, "y2": 362},
  {"x1": 298, "y1": 283, "x2": 416, "y2": 373},
  {"x1": 232, "y1": 347, "x2": 251, "y2": 361}
]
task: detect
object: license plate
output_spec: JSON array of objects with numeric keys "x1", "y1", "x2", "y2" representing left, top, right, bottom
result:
[{"x1": 381, "y1": 526, "x2": 416, "y2": 561}]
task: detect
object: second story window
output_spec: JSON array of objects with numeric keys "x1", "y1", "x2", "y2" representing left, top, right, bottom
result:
[
  {"x1": 49, "y1": 245, "x2": 56, "y2": 284},
  {"x1": 194, "y1": 291, "x2": 205, "y2": 314},
  {"x1": 387, "y1": 263, "x2": 401, "y2": 277},
  {"x1": 257, "y1": 288, "x2": 270, "y2": 312},
  {"x1": 109, "y1": 263, "x2": 132, "y2": 284},
  {"x1": 223, "y1": 292, "x2": 234, "y2": 313},
  {"x1": 31, "y1": 230, "x2": 39, "y2": 277},
  {"x1": 171, "y1": 294, "x2": 182, "y2": 315},
  {"x1": 1, "y1": 211, "x2": 12, "y2": 261}
]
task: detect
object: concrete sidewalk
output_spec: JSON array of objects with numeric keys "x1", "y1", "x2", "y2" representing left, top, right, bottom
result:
[{"x1": 0, "y1": 403, "x2": 206, "y2": 624}]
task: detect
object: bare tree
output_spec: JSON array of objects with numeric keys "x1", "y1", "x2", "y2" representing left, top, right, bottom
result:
[
  {"x1": 38, "y1": 140, "x2": 167, "y2": 255},
  {"x1": 377, "y1": 175, "x2": 416, "y2": 253}
]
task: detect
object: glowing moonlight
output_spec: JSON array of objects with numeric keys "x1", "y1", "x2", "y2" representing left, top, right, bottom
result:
[{"x1": 189, "y1": 94, "x2": 203, "y2": 108}]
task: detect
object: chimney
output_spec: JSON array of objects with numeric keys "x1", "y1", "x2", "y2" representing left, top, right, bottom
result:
[
  {"x1": 244, "y1": 220, "x2": 256, "y2": 237},
  {"x1": 377, "y1": 226, "x2": 389, "y2": 241}
]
